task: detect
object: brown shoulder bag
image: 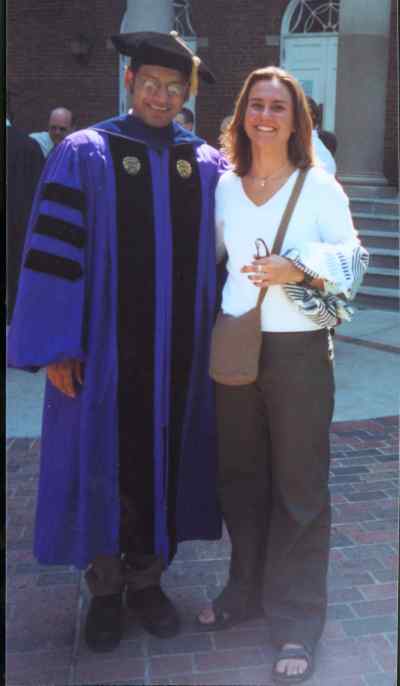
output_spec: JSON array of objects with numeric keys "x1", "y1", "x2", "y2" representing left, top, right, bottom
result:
[{"x1": 209, "y1": 169, "x2": 307, "y2": 386}]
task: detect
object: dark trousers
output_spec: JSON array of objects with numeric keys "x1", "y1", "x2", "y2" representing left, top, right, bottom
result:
[
  {"x1": 85, "y1": 379, "x2": 165, "y2": 597},
  {"x1": 85, "y1": 491, "x2": 164, "y2": 597},
  {"x1": 85, "y1": 553, "x2": 164, "y2": 597},
  {"x1": 215, "y1": 329, "x2": 334, "y2": 651}
]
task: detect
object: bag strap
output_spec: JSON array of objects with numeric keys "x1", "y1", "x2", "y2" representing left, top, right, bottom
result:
[{"x1": 256, "y1": 168, "x2": 308, "y2": 308}]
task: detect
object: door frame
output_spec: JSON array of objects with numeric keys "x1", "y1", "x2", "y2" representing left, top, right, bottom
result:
[{"x1": 280, "y1": 0, "x2": 339, "y2": 130}]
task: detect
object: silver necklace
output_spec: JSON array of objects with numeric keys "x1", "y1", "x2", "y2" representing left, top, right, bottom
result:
[{"x1": 248, "y1": 163, "x2": 291, "y2": 188}]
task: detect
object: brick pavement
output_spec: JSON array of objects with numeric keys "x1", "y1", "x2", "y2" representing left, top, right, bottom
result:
[{"x1": 6, "y1": 417, "x2": 398, "y2": 686}]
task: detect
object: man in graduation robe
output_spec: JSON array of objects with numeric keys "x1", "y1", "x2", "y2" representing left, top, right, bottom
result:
[
  {"x1": 6, "y1": 120, "x2": 44, "y2": 323},
  {"x1": 8, "y1": 31, "x2": 227, "y2": 652}
]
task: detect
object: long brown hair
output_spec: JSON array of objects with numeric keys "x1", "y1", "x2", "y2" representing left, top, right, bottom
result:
[{"x1": 221, "y1": 66, "x2": 315, "y2": 176}]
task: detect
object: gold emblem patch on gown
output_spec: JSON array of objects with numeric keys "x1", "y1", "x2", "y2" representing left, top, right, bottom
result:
[
  {"x1": 122, "y1": 156, "x2": 142, "y2": 175},
  {"x1": 176, "y1": 159, "x2": 192, "y2": 179}
]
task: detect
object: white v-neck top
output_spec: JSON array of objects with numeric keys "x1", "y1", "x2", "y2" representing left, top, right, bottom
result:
[{"x1": 215, "y1": 166, "x2": 356, "y2": 332}]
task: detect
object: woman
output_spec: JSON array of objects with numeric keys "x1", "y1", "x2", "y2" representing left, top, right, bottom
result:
[{"x1": 197, "y1": 67, "x2": 368, "y2": 684}]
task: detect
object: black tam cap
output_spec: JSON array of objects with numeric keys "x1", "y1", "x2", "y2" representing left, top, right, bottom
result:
[{"x1": 110, "y1": 31, "x2": 216, "y2": 93}]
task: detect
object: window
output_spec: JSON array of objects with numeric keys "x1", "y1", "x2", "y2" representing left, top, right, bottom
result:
[{"x1": 286, "y1": 0, "x2": 340, "y2": 34}]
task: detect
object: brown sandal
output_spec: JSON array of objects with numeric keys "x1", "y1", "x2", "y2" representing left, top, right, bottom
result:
[{"x1": 272, "y1": 644, "x2": 314, "y2": 684}]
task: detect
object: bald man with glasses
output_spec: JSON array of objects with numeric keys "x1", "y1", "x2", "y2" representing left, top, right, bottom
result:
[{"x1": 30, "y1": 107, "x2": 75, "y2": 157}]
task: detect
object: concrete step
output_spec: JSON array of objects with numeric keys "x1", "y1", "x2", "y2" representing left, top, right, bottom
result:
[
  {"x1": 358, "y1": 229, "x2": 399, "y2": 250},
  {"x1": 352, "y1": 212, "x2": 398, "y2": 230},
  {"x1": 344, "y1": 184, "x2": 399, "y2": 199},
  {"x1": 356, "y1": 286, "x2": 399, "y2": 311},
  {"x1": 363, "y1": 267, "x2": 399, "y2": 290},
  {"x1": 367, "y1": 247, "x2": 399, "y2": 269},
  {"x1": 350, "y1": 198, "x2": 400, "y2": 215},
  {"x1": 343, "y1": 186, "x2": 399, "y2": 310}
]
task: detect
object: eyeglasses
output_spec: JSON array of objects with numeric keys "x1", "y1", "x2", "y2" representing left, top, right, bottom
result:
[
  {"x1": 255, "y1": 238, "x2": 270, "y2": 259},
  {"x1": 138, "y1": 76, "x2": 187, "y2": 99}
]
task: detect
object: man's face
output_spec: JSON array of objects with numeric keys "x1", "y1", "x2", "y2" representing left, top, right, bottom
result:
[
  {"x1": 129, "y1": 65, "x2": 189, "y2": 128},
  {"x1": 48, "y1": 111, "x2": 73, "y2": 145}
]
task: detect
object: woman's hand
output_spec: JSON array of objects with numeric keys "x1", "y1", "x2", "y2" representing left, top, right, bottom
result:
[
  {"x1": 47, "y1": 359, "x2": 84, "y2": 398},
  {"x1": 241, "y1": 255, "x2": 304, "y2": 287}
]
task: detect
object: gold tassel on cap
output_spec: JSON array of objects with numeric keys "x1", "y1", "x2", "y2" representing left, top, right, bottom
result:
[
  {"x1": 189, "y1": 56, "x2": 200, "y2": 97},
  {"x1": 170, "y1": 30, "x2": 200, "y2": 97}
]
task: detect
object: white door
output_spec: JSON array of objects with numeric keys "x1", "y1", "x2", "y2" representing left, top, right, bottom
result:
[{"x1": 282, "y1": 34, "x2": 338, "y2": 131}]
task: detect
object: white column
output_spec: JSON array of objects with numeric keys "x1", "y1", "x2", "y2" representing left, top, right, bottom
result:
[
  {"x1": 335, "y1": 0, "x2": 391, "y2": 185},
  {"x1": 125, "y1": 0, "x2": 174, "y2": 33}
]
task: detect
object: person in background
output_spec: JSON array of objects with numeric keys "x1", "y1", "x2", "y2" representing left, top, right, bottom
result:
[
  {"x1": 30, "y1": 107, "x2": 75, "y2": 158},
  {"x1": 175, "y1": 105, "x2": 194, "y2": 131},
  {"x1": 318, "y1": 128, "x2": 337, "y2": 158},
  {"x1": 8, "y1": 31, "x2": 227, "y2": 654},
  {"x1": 306, "y1": 96, "x2": 337, "y2": 175},
  {"x1": 219, "y1": 114, "x2": 233, "y2": 146},
  {"x1": 197, "y1": 66, "x2": 368, "y2": 684},
  {"x1": 6, "y1": 113, "x2": 44, "y2": 323}
]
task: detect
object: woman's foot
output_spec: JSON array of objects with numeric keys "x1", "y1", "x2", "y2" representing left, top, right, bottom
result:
[
  {"x1": 196, "y1": 606, "x2": 235, "y2": 630},
  {"x1": 275, "y1": 643, "x2": 308, "y2": 677},
  {"x1": 272, "y1": 643, "x2": 314, "y2": 684},
  {"x1": 196, "y1": 603, "x2": 264, "y2": 631},
  {"x1": 197, "y1": 606, "x2": 217, "y2": 624}
]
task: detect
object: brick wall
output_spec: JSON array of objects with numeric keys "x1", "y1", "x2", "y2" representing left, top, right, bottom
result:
[
  {"x1": 6, "y1": 0, "x2": 398, "y2": 186},
  {"x1": 7, "y1": 0, "x2": 125, "y2": 133},
  {"x1": 192, "y1": 0, "x2": 287, "y2": 147},
  {"x1": 6, "y1": 0, "x2": 285, "y2": 141},
  {"x1": 383, "y1": 0, "x2": 398, "y2": 185}
]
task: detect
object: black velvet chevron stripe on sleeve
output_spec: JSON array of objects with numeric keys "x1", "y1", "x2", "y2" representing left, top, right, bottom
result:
[
  {"x1": 43, "y1": 182, "x2": 86, "y2": 211},
  {"x1": 24, "y1": 249, "x2": 83, "y2": 281},
  {"x1": 34, "y1": 214, "x2": 86, "y2": 248}
]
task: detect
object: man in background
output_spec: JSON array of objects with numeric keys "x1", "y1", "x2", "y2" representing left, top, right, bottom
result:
[
  {"x1": 306, "y1": 97, "x2": 337, "y2": 176},
  {"x1": 30, "y1": 107, "x2": 75, "y2": 158},
  {"x1": 318, "y1": 129, "x2": 337, "y2": 158},
  {"x1": 218, "y1": 114, "x2": 233, "y2": 148},
  {"x1": 175, "y1": 106, "x2": 194, "y2": 131},
  {"x1": 6, "y1": 114, "x2": 44, "y2": 323}
]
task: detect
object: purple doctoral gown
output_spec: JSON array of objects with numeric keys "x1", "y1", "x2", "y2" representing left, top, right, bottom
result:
[{"x1": 8, "y1": 115, "x2": 226, "y2": 569}]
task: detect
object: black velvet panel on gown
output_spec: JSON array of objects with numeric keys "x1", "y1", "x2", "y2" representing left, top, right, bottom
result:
[
  {"x1": 167, "y1": 144, "x2": 202, "y2": 554},
  {"x1": 109, "y1": 138, "x2": 202, "y2": 559},
  {"x1": 108, "y1": 136, "x2": 156, "y2": 554}
]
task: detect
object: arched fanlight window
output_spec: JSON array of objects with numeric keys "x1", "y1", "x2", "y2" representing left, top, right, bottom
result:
[{"x1": 283, "y1": 0, "x2": 340, "y2": 35}]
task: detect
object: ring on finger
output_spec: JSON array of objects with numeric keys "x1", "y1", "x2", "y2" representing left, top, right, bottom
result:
[{"x1": 257, "y1": 264, "x2": 262, "y2": 273}]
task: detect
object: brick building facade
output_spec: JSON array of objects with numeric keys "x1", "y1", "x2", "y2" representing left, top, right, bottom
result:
[
  {"x1": 7, "y1": 0, "x2": 398, "y2": 185},
  {"x1": 192, "y1": 0, "x2": 286, "y2": 146},
  {"x1": 7, "y1": 0, "x2": 125, "y2": 133},
  {"x1": 383, "y1": 0, "x2": 398, "y2": 185}
]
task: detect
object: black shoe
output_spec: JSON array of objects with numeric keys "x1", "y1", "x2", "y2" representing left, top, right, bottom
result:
[
  {"x1": 126, "y1": 585, "x2": 180, "y2": 638},
  {"x1": 85, "y1": 593, "x2": 123, "y2": 652}
]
